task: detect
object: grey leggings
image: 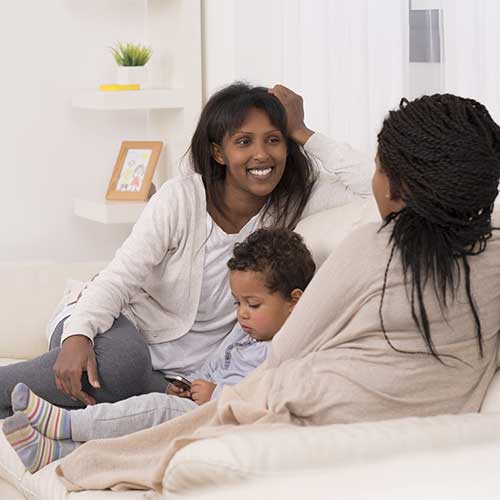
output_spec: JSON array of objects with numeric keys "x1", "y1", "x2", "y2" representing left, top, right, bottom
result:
[{"x1": 0, "y1": 315, "x2": 168, "y2": 419}]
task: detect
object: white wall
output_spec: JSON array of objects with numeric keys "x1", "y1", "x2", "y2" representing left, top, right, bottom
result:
[
  {"x1": 1, "y1": 1, "x2": 152, "y2": 262},
  {"x1": 4, "y1": 0, "x2": 406, "y2": 264},
  {"x1": 202, "y1": 0, "x2": 408, "y2": 155}
]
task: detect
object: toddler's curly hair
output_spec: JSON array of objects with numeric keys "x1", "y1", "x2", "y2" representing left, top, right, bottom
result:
[{"x1": 227, "y1": 228, "x2": 316, "y2": 299}]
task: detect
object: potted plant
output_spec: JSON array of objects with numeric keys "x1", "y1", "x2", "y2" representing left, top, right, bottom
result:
[{"x1": 111, "y1": 42, "x2": 152, "y2": 89}]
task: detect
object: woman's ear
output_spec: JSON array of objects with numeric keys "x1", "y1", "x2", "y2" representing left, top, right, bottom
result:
[{"x1": 211, "y1": 143, "x2": 226, "y2": 165}]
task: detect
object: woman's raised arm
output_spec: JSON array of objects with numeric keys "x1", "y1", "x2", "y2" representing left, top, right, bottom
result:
[{"x1": 269, "y1": 84, "x2": 372, "y2": 199}]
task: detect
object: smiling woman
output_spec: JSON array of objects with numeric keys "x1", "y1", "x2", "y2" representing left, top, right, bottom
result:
[{"x1": 190, "y1": 82, "x2": 321, "y2": 234}]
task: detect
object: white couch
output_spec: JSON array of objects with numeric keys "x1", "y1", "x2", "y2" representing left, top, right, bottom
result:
[{"x1": 2, "y1": 198, "x2": 500, "y2": 500}]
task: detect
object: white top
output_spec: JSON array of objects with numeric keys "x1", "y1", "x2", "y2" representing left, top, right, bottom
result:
[
  {"x1": 60, "y1": 132, "x2": 372, "y2": 346},
  {"x1": 149, "y1": 212, "x2": 260, "y2": 376}
]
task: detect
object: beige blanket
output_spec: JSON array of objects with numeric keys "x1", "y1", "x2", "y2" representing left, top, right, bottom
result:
[{"x1": 56, "y1": 220, "x2": 500, "y2": 492}]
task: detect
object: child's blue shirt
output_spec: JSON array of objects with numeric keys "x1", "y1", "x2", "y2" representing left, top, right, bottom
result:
[{"x1": 187, "y1": 323, "x2": 270, "y2": 400}]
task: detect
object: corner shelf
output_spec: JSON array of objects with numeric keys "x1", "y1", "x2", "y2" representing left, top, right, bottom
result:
[
  {"x1": 74, "y1": 198, "x2": 146, "y2": 224},
  {"x1": 71, "y1": 88, "x2": 185, "y2": 110},
  {"x1": 72, "y1": 0, "x2": 202, "y2": 224}
]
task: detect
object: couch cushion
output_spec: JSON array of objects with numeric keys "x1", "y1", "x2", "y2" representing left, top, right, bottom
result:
[
  {"x1": 163, "y1": 412, "x2": 500, "y2": 493},
  {"x1": 295, "y1": 197, "x2": 380, "y2": 268},
  {"x1": 179, "y1": 441, "x2": 500, "y2": 500},
  {"x1": 0, "y1": 478, "x2": 24, "y2": 500}
]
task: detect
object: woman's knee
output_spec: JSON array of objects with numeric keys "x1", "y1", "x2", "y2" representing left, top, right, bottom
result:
[{"x1": 91, "y1": 315, "x2": 156, "y2": 400}]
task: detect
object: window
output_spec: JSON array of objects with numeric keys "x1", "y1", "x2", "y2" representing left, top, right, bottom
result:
[{"x1": 409, "y1": 1, "x2": 444, "y2": 98}]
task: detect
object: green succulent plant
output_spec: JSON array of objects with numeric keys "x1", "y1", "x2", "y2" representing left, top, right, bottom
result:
[{"x1": 111, "y1": 42, "x2": 152, "y2": 67}]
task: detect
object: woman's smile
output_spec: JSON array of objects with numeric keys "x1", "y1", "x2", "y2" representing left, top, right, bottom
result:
[{"x1": 247, "y1": 166, "x2": 274, "y2": 179}]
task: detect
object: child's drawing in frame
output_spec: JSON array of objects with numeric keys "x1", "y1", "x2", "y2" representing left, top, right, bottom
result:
[{"x1": 106, "y1": 141, "x2": 162, "y2": 201}]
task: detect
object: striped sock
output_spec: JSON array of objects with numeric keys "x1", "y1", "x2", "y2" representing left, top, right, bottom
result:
[
  {"x1": 2, "y1": 413, "x2": 78, "y2": 473},
  {"x1": 11, "y1": 383, "x2": 71, "y2": 440}
]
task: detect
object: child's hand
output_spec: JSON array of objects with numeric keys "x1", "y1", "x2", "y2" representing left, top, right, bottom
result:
[
  {"x1": 190, "y1": 380, "x2": 216, "y2": 405},
  {"x1": 167, "y1": 383, "x2": 191, "y2": 399}
]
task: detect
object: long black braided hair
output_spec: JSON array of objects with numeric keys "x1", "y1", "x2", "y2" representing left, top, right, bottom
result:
[{"x1": 377, "y1": 94, "x2": 500, "y2": 362}]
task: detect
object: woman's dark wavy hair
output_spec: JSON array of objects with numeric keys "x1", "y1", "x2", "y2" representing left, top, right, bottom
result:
[
  {"x1": 377, "y1": 94, "x2": 500, "y2": 362},
  {"x1": 190, "y1": 82, "x2": 317, "y2": 230}
]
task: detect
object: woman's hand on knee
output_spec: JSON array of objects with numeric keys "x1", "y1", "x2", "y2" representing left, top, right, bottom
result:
[
  {"x1": 268, "y1": 84, "x2": 314, "y2": 145},
  {"x1": 53, "y1": 335, "x2": 100, "y2": 405}
]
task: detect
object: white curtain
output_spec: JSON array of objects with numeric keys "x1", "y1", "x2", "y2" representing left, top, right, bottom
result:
[
  {"x1": 442, "y1": 0, "x2": 500, "y2": 122},
  {"x1": 204, "y1": 0, "x2": 409, "y2": 154}
]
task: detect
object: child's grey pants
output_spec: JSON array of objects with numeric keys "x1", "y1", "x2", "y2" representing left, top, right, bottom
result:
[
  {"x1": 71, "y1": 392, "x2": 198, "y2": 441},
  {"x1": 0, "y1": 315, "x2": 168, "y2": 419}
]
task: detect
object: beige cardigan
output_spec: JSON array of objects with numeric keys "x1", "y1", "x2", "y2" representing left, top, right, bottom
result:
[{"x1": 57, "y1": 215, "x2": 500, "y2": 492}]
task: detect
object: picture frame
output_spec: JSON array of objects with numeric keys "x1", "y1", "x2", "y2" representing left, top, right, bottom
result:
[{"x1": 105, "y1": 141, "x2": 163, "y2": 201}]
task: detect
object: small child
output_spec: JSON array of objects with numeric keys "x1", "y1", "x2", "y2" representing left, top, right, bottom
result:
[{"x1": 2, "y1": 228, "x2": 316, "y2": 473}]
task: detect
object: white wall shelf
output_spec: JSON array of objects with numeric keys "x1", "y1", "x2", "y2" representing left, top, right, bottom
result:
[
  {"x1": 72, "y1": 0, "x2": 202, "y2": 224},
  {"x1": 72, "y1": 88, "x2": 185, "y2": 110},
  {"x1": 74, "y1": 198, "x2": 146, "y2": 224}
]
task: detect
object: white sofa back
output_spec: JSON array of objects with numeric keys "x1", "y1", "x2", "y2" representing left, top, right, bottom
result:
[
  {"x1": 0, "y1": 261, "x2": 104, "y2": 360},
  {"x1": 296, "y1": 197, "x2": 381, "y2": 267}
]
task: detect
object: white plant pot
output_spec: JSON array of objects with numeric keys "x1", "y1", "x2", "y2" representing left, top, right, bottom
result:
[{"x1": 116, "y1": 66, "x2": 149, "y2": 89}]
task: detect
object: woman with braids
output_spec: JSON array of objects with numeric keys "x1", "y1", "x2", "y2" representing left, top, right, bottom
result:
[{"x1": 48, "y1": 92, "x2": 500, "y2": 492}]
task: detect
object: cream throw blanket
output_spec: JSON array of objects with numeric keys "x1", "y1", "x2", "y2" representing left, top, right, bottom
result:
[{"x1": 57, "y1": 219, "x2": 500, "y2": 492}]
